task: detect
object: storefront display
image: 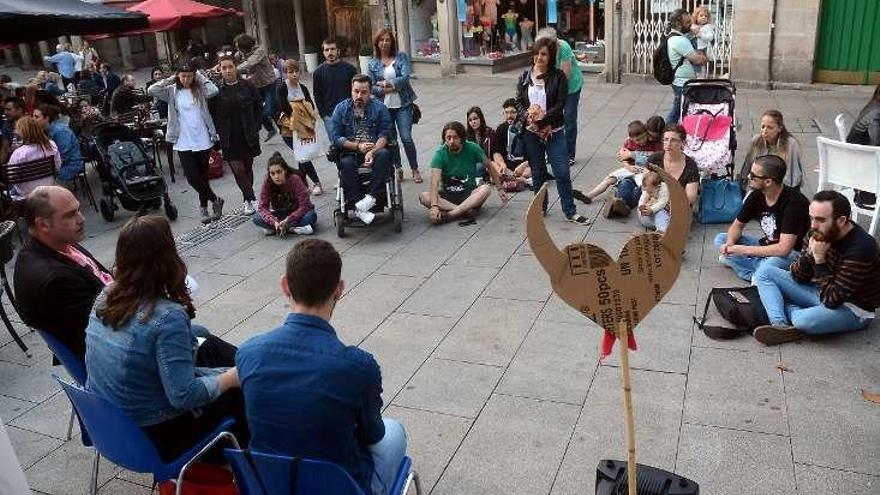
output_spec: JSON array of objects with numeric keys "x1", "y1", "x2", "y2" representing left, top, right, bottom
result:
[{"x1": 410, "y1": 0, "x2": 441, "y2": 58}]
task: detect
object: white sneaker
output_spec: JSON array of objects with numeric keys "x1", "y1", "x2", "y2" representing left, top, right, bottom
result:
[
  {"x1": 355, "y1": 210, "x2": 375, "y2": 225},
  {"x1": 242, "y1": 200, "x2": 255, "y2": 215},
  {"x1": 355, "y1": 194, "x2": 377, "y2": 213},
  {"x1": 292, "y1": 225, "x2": 314, "y2": 235},
  {"x1": 312, "y1": 184, "x2": 323, "y2": 196}
]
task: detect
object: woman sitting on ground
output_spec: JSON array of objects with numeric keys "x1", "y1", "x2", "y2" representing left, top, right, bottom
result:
[
  {"x1": 252, "y1": 152, "x2": 317, "y2": 236},
  {"x1": 5, "y1": 116, "x2": 61, "y2": 197},
  {"x1": 605, "y1": 123, "x2": 699, "y2": 218},
  {"x1": 85, "y1": 215, "x2": 247, "y2": 461},
  {"x1": 465, "y1": 106, "x2": 494, "y2": 173},
  {"x1": 739, "y1": 109, "x2": 803, "y2": 190}
]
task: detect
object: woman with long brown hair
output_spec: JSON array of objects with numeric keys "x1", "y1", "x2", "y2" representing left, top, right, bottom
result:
[
  {"x1": 739, "y1": 109, "x2": 803, "y2": 189},
  {"x1": 5, "y1": 116, "x2": 61, "y2": 196},
  {"x1": 148, "y1": 64, "x2": 223, "y2": 224},
  {"x1": 85, "y1": 215, "x2": 246, "y2": 461},
  {"x1": 367, "y1": 28, "x2": 422, "y2": 183}
]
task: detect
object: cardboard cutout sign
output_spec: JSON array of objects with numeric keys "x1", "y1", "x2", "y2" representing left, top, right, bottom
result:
[{"x1": 526, "y1": 164, "x2": 691, "y2": 337}]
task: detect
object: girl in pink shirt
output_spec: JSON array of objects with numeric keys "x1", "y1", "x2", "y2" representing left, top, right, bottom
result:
[{"x1": 5, "y1": 116, "x2": 61, "y2": 197}]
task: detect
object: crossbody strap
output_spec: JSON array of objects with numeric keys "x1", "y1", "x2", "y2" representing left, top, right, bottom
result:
[{"x1": 243, "y1": 450, "x2": 271, "y2": 495}]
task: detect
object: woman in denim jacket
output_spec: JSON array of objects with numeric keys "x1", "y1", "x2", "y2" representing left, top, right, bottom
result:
[
  {"x1": 85, "y1": 215, "x2": 247, "y2": 461},
  {"x1": 367, "y1": 28, "x2": 423, "y2": 184}
]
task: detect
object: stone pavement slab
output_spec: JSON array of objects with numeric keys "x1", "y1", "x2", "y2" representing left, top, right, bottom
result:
[{"x1": 1, "y1": 75, "x2": 878, "y2": 494}]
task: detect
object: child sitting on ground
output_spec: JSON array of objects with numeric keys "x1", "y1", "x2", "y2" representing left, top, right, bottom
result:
[
  {"x1": 573, "y1": 118, "x2": 664, "y2": 204},
  {"x1": 253, "y1": 152, "x2": 317, "y2": 236},
  {"x1": 637, "y1": 170, "x2": 670, "y2": 232}
]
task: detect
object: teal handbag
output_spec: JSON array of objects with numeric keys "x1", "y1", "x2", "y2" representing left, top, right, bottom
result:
[{"x1": 699, "y1": 167, "x2": 743, "y2": 224}]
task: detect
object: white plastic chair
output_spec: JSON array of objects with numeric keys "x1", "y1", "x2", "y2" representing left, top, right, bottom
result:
[
  {"x1": 816, "y1": 136, "x2": 880, "y2": 238},
  {"x1": 834, "y1": 113, "x2": 848, "y2": 141}
]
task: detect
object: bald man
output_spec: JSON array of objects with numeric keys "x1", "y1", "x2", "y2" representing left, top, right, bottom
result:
[{"x1": 14, "y1": 186, "x2": 112, "y2": 359}]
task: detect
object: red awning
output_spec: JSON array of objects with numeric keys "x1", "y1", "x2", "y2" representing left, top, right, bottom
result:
[{"x1": 88, "y1": 0, "x2": 241, "y2": 39}]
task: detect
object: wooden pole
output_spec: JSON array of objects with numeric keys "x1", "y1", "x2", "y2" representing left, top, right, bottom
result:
[{"x1": 618, "y1": 321, "x2": 637, "y2": 495}]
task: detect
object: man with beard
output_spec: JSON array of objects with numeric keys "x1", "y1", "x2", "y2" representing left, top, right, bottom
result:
[
  {"x1": 715, "y1": 154, "x2": 809, "y2": 281},
  {"x1": 109, "y1": 74, "x2": 149, "y2": 117},
  {"x1": 327, "y1": 74, "x2": 391, "y2": 225},
  {"x1": 313, "y1": 38, "x2": 357, "y2": 127},
  {"x1": 420, "y1": 121, "x2": 506, "y2": 224},
  {"x1": 752, "y1": 190, "x2": 880, "y2": 345}
]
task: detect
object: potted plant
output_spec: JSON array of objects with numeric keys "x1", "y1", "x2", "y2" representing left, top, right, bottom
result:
[
  {"x1": 358, "y1": 43, "x2": 372, "y2": 74},
  {"x1": 303, "y1": 45, "x2": 319, "y2": 73}
]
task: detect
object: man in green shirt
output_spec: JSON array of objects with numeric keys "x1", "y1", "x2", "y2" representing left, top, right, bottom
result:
[
  {"x1": 537, "y1": 27, "x2": 583, "y2": 165},
  {"x1": 419, "y1": 121, "x2": 507, "y2": 224}
]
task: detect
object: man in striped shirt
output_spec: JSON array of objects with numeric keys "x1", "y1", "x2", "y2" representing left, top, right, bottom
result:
[{"x1": 752, "y1": 190, "x2": 880, "y2": 345}]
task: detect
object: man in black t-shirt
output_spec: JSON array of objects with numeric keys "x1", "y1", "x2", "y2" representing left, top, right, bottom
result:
[
  {"x1": 714, "y1": 154, "x2": 810, "y2": 281},
  {"x1": 313, "y1": 38, "x2": 358, "y2": 126},
  {"x1": 491, "y1": 98, "x2": 528, "y2": 175}
]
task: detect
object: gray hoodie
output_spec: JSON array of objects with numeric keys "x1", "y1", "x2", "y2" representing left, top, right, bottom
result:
[{"x1": 148, "y1": 71, "x2": 219, "y2": 144}]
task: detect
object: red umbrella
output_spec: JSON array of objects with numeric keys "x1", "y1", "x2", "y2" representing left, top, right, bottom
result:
[{"x1": 88, "y1": 0, "x2": 241, "y2": 38}]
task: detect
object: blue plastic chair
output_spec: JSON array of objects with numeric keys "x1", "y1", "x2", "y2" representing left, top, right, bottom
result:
[
  {"x1": 54, "y1": 376, "x2": 236, "y2": 495},
  {"x1": 224, "y1": 448, "x2": 422, "y2": 495},
  {"x1": 36, "y1": 329, "x2": 87, "y2": 441}
]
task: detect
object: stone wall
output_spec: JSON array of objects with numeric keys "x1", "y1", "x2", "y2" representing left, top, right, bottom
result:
[{"x1": 731, "y1": 0, "x2": 822, "y2": 84}]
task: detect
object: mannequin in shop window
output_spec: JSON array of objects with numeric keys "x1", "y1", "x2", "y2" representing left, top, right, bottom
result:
[
  {"x1": 502, "y1": 6, "x2": 520, "y2": 51},
  {"x1": 520, "y1": 16, "x2": 535, "y2": 51}
]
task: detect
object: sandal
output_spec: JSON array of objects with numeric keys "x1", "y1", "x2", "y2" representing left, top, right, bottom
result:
[
  {"x1": 396, "y1": 168, "x2": 404, "y2": 183},
  {"x1": 412, "y1": 170, "x2": 423, "y2": 183}
]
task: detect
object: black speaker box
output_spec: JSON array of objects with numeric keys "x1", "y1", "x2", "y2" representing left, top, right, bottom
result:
[{"x1": 595, "y1": 460, "x2": 699, "y2": 495}]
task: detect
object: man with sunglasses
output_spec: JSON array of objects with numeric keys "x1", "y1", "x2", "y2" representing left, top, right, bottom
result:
[{"x1": 714, "y1": 154, "x2": 809, "y2": 281}]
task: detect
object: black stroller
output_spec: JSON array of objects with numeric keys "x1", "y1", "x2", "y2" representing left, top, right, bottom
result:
[{"x1": 90, "y1": 122, "x2": 177, "y2": 222}]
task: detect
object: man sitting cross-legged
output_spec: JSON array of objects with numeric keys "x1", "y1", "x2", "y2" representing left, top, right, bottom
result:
[
  {"x1": 715, "y1": 154, "x2": 809, "y2": 281},
  {"x1": 751, "y1": 190, "x2": 880, "y2": 345},
  {"x1": 235, "y1": 239, "x2": 408, "y2": 495},
  {"x1": 419, "y1": 121, "x2": 507, "y2": 224}
]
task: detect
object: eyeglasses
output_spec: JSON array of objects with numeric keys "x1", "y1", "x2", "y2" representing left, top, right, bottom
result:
[
  {"x1": 662, "y1": 137, "x2": 682, "y2": 144},
  {"x1": 218, "y1": 50, "x2": 234, "y2": 56},
  {"x1": 747, "y1": 172, "x2": 768, "y2": 180}
]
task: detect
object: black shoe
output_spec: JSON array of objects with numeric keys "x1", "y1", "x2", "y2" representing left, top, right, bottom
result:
[
  {"x1": 546, "y1": 172, "x2": 556, "y2": 181},
  {"x1": 566, "y1": 214, "x2": 590, "y2": 225},
  {"x1": 753, "y1": 324, "x2": 802, "y2": 346},
  {"x1": 572, "y1": 189, "x2": 592, "y2": 204},
  {"x1": 568, "y1": 158, "x2": 575, "y2": 167},
  {"x1": 264, "y1": 127, "x2": 277, "y2": 142}
]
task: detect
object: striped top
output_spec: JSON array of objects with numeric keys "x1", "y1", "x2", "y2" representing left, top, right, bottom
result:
[{"x1": 790, "y1": 223, "x2": 880, "y2": 314}]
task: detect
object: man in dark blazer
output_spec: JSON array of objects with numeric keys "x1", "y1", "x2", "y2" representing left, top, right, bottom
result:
[{"x1": 14, "y1": 186, "x2": 112, "y2": 360}]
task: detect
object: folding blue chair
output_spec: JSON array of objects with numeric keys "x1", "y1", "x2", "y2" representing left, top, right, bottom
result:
[
  {"x1": 54, "y1": 376, "x2": 236, "y2": 495},
  {"x1": 224, "y1": 448, "x2": 422, "y2": 495},
  {"x1": 36, "y1": 329, "x2": 87, "y2": 441}
]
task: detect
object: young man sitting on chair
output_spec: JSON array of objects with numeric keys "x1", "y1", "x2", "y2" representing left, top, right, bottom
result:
[
  {"x1": 715, "y1": 154, "x2": 809, "y2": 281},
  {"x1": 419, "y1": 121, "x2": 507, "y2": 225},
  {"x1": 236, "y1": 239, "x2": 408, "y2": 495}
]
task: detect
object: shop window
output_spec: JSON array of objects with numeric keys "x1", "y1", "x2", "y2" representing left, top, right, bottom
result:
[{"x1": 410, "y1": 0, "x2": 441, "y2": 58}]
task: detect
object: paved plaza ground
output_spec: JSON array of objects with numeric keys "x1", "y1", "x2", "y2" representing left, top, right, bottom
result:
[{"x1": 0, "y1": 73, "x2": 878, "y2": 494}]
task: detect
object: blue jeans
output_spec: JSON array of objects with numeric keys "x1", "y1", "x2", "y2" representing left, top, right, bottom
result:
[
  {"x1": 388, "y1": 106, "x2": 419, "y2": 171},
  {"x1": 615, "y1": 176, "x2": 641, "y2": 209},
  {"x1": 251, "y1": 208, "x2": 317, "y2": 230},
  {"x1": 338, "y1": 148, "x2": 392, "y2": 209},
  {"x1": 369, "y1": 418, "x2": 407, "y2": 495},
  {"x1": 666, "y1": 84, "x2": 684, "y2": 124},
  {"x1": 752, "y1": 257, "x2": 870, "y2": 335},
  {"x1": 524, "y1": 128, "x2": 576, "y2": 218},
  {"x1": 714, "y1": 233, "x2": 800, "y2": 282},
  {"x1": 563, "y1": 89, "x2": 581, "y2": 161},
  {"x1": 258, "y1": 84, "x2": 277, "y2": 133}
]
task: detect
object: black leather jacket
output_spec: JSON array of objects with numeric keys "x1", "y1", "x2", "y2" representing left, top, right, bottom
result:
[
  {"x1": 515, "y1": 67, "x2": 568, "y2": 130},
  {"x1": 210, "y1": 77, "x2": 263, "y2": 155}
]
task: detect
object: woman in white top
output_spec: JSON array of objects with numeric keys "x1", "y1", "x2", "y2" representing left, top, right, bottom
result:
[
  {"x1": 367, "y1": 29, "x2": 422, "y2": 184},
  {"x1": 148, "y1": 64, "x2": 223, "y2": 224}
]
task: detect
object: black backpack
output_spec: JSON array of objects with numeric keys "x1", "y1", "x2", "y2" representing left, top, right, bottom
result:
[
  {"x1": 653, "y1": 33, "x2": 687, "y2": 85},
  {"x1": 693, "y1": 286, "x2": 770, "y2": 340}
]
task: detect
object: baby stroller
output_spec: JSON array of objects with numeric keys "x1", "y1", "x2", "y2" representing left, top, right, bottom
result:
[
  {"x1": 679, "y1": 78, "x2": 737, "y2": 178},
  {"x1": 331, "y1": 148, "x2": 404, "y2": 238},
  {"x1": 90, "y1": 121, "x2": 177, "y2": 222}
]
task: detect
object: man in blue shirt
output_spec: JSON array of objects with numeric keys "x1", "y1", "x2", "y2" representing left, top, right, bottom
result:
[
  {"x1": 33, "y1": 103, "x2": 84, "y2": 181},
  {"x1": 665, "y1": 9, "x2": 707, "y2": 124},
  {"x1": 236, "y1": 239, "x2": 407, "y2": 495},
  {"x1": 327, "y1": 74, "x2": 393, "y2": 225},
  {"x1": 43, "y1": 44, "x2": 78, "y2": 89}
]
